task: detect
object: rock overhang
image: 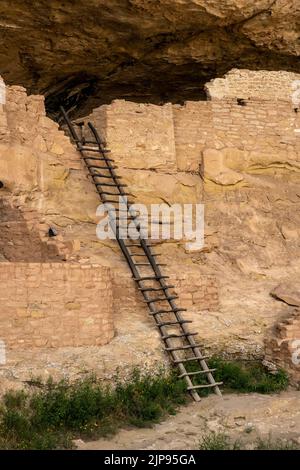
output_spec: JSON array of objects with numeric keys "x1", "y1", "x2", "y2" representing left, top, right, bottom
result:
[{"x1": 0, "y1": 0, "x2": 299, "y2": 118}]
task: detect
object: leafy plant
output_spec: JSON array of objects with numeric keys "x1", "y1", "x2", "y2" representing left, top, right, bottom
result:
[
  {"x1": 0, "y1": 368, "x2": 187, "y2": 449},
  {"x1": 0, "y1": 359, "x2": 289, "y2": 449},
  {"x1": 187, "y1": 357, "x2": 289, "y2": 396},
  {"x1": 199, "y1": 432, "x2": 240, "y2": 450}
]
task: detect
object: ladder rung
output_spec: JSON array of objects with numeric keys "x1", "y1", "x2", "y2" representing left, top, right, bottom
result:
[
  {"x1": 92, "y1": 165, "x2": 118, "y2": 170},
  {"x1": 83, "y1": 139, "x2": 104, "y2": 145},
  {"x1": 83, "y1": 156, "x2": 115, "y2": 162},
  {"x1": 144, "y1": 296, "x2": 179, "y2": 304},
  {"x1": 105, "y1": 199, "x2": 135, "y2": 205},
  {"x1": 116, "y1": 215, "x2": 136, "y2": 221},
  {"x1": 97, "y1": 188, "x2": 129, "y2": 195},
  {"x1": 134, "y1": 262, "x2": 151, "y2": 266},
  {"x1": 91, "y1": 174, "x2": 118, "y2": 180},
  {"x1": 99, "y1": 199, "x2": 117, "y2": 204},
  {"x1": 79, "y1": 143, "x2": 107, "y2": 149},
  {"x1": 90, "y1": 172, "x2": 112, "y2": 178},
  {"x1": 132, "y1": 253, "x2": 161, "y2": 257},
  {"x1": 178, "y1": 369, "x2": 216, "y2": 378},
  {"x1": 80, "y1": 139, "x2": 101, "y2": 144},
  {"x1": 101, "y1": 199, "x2": 134, "y2": 204},
  {"x1": 173, "y1": 356, "x2": 209, "y2": 364},
  {"x1": 150, "y1": 308, "x2": 187, "y2": 315},
  {"x1": 81, "y1": 147, "x2": 100, "y2": 151},
  {"x1": 115, "y1": 224, "x2": 149, "y2": 230},
  {"x1": 165, "y1": 344, "x2": 202, "y2": 352},
  {"x1": 89, "y1": 165, "x2": 118, "y2": 169},
  {"x1": 134, "y1": 262, "x2": 165, "y2": 267},
  {"x1": 95, "y1": 182, "x2": 123, "y2": 190},
  {"x1": 161, "y1": 332, "x2": 198, "y2": 340},
  {"x1": 137, "y1": 262, "x2": 167, "y2": 266},
  {"x1": 94, "y1": 182, "x2": 127, "y2": 187},
  {"x1": 158, "y1": 320, "x2": 192, "y2": 327},
  {"x1": 80, "y1": 146, "x2": 111, "y2": 153},
  {"x1": 138, "y1": 285, "x2": 174, "y2": 292},
  {"x1": 133, "y1": 276, "x2": 169, "y2": 281},
  {"x1": 107, "y1": 207, "x2": 128, "y2": 212},
  {"x1": 187, "y1": 382, "x2": 223, "y2": 391},
  {"x1": 98, "y1": 191, "x2": 124, "y2": 196},
  {"x1": 86, "y1": 171, "x2": 121, "y2": 178}
]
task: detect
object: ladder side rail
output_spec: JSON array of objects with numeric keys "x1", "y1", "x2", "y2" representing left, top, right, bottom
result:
[{"x1": 60, "y1": 106, "x2": 81, "y2": 144}]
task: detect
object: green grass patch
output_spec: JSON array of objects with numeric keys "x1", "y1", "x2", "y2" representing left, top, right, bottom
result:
[
  {"x1": 0, "y1": 359, "x2": 289, "y2": 449},
  {"x1": 199, "y1": 432, "x2": 299, "y2": 451},
  {"x1": 199, "y1": 432, "x2": 241, "y2": 450},
  {"x1": 187, "y1": 357, "x2": 289, "y2": 396},
  {"x1": 0, "y1": 369, "x2": 187, "y2": 449},
  {"x1": 255, "y1": 435, "x2": 299, "y2": 450}
]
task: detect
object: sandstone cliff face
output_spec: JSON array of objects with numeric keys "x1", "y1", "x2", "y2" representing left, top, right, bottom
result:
[
  {"x1": 0, "y1": 1, "x2": 299, "y2": 116},
  {"x1": 0, "y1": 84, "x2": 99, "y2": 227},
  {"x1": 0, "y1": 69, "x2": 300, "y2": 385}
]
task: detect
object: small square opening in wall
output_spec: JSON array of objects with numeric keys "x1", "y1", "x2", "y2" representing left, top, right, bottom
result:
[
  {"x1": 237, "y1": 98, "x2": 247, "y2": 106},
  {"x1": 48, "y1": 227, "x2": 58, "y2": 237}
]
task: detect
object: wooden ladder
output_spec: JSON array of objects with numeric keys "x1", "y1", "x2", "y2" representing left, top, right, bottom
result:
[{"x1": 60, "y1": 106, "x2": 222, "y2": 401}]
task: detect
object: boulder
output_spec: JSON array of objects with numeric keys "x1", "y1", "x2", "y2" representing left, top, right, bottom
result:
[{"x1": 271, "y1": 283, "x2": 300, "y2": 307}]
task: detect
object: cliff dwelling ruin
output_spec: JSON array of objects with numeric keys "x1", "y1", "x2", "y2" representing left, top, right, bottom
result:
[
  {"x1": 0, "y1": 65, "x2": 299, "y2": 390},
  {"x1": 0, "y1": 0, "x2": 299, "y2": 439}
]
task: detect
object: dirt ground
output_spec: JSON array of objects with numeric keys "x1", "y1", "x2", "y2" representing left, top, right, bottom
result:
[{"x1": 74, "y1": 391, "x2": 300, "y2": 450}]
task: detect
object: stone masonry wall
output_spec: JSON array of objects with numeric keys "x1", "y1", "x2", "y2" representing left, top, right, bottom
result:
[
  {"x1": 0, "y1": 263, "x2": 114, "y2": 349},
  {"x1": 85, "y1": 94, "x2": 300, "y2": 200},
  {"x1": 0, "y1": 82, "x2": 100, "y2": 229},
  {"x1": 87, "y1": 82, "x2": 300, "y2": 185},
  {"x1": 87, "y1": 100, "x2": 177, "y2": 171},
  {"x1": 174, "y1": 99, "x2": 300, "y2": 181},
  {"x1": 113, "y1": 269, "x2": 219, "y2": 316},
  {"x1": 205, "y1": 69, "x2": 300, "y2": 102},
  {"x1": 265, "y1": 309, "x2": 300, "y2": 386},
  {"x1": 173, "y1": 101, "x2": 213, "y2": 172},
  {"x1": 0, "y1": 197, "x2": 73, "y2": 262}
]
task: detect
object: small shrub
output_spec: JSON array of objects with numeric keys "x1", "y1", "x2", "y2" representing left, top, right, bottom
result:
[
  {"x1": 199, "y1": 432, "x2": 298, "y2": 451},
  {"x1": 0, "y1": 359, "x2": 290, "y2": 449},
  {"x1": 199, "y1": 432, "x2": 240, "y2": 450},
  {"x1": 114, "y1": 369, "x2": 186, "y2": 426},
  {"x1": 0, "y1": 368, "x2": 187, "y2": 449},
  {"x1": 255, "y1": 435, "x2": 298, "y2": 450},
  {"x1": 186, "y1": 357, "x2": 289, "y2": 395}
]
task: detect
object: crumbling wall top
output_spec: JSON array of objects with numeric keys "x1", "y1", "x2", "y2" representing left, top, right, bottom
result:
[{"x1": 205, "y1": 68, "x2": 300, "y2": 103}]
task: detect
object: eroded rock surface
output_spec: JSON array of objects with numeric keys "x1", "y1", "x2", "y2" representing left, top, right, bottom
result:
[
  {"x1": 0, "y1": 1, "x2": 299, "y2": 116},
  {"x1": 271, "y1": 283, "x2": 300, "y2": 307}
]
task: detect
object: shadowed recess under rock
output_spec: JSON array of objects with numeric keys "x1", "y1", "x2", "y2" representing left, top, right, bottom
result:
[{"x1": 0, "y1": 0, "x2": 299, "y2": 118}]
